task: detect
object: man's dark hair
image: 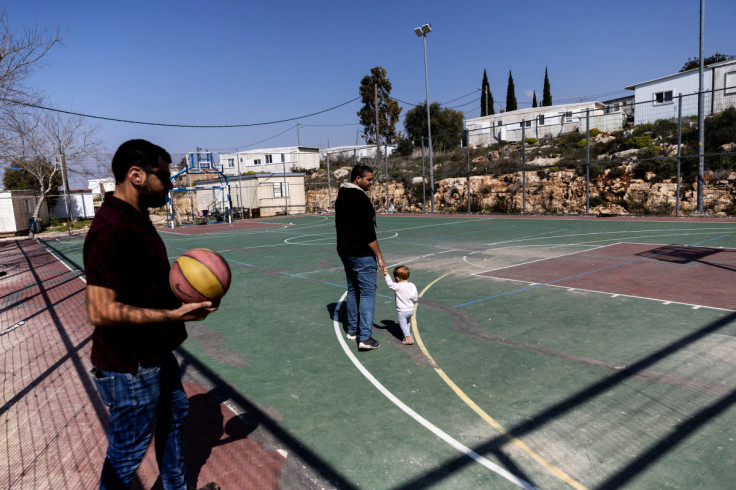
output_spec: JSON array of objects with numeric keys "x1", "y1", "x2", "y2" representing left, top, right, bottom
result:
[
  {"x1": 351, "y1": 163, "x2": 373, "y2": 182},
  {"x1": 112, "y1": 139, "x2": 172, "y2": 184}
]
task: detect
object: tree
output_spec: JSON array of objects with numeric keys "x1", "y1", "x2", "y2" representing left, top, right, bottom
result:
[
  {"x1": 0, "y1": 9, "x2": 61, "y2": 101},
  {"x1": 680, "y1": 52, "x2": 732, "y2": 72},
  {"x1": 480, "y1": 69, "x2": 494, "y2": 116},
  {"x1": 542, "y1": 67, "x2": 552, "y2": 106},
  {"x1": 357, "y1": 66, "x2": 402, "y2": 147},
  {"x1": 506, "y1": 71, "x2": 517, "y2": 112},
  {"x1": 403, "y1": 102, "x2": 464, "y2": 151},
  {"x1": 532, "y1": 91, "x2": 538, "y2": 108},
  {"x1": 3, "y1": 104, "x2": 102, "y2": 225}
]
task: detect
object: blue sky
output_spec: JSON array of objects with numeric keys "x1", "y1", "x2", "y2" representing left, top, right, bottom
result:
[{"x1": 7, "y1": 0, "x2": 736, "y2": 163}]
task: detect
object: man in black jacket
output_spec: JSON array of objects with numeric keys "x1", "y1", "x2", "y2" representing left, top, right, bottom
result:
[{"x1": 335, "y1": 164, "x2": 386, "y2": 350}]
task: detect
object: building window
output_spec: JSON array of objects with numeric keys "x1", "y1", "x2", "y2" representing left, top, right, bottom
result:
[
  {"x1": 538, "y1": 115, "x2": 545, "y2": 126},
  {"x1": 496, "y1": 120, "x2": 503, "y2": 126},
  {"x1": 725, "y1": 72, "x2": 736, "y2": 95},
  {"x1": 253, "y1": 159, "x2": 261, "y2": 165},
  {"x1": 519, "y1": 120, "x2": 531, "y2": 128},
  {"x1": 266, "y1": 154, "x2": 273, "y2": 164},
  {"x1": 273, "y1": 182, "x2": 289, "y2": 198},
  {"x1": 227, "y1": 158, "x2": 234, "y2": 168},
  {"x1": 24, "y1": 198, "x2": 33, "y2": 213},
  {"x1": 559, "y1": 111, "x2": 573, "y2": 123},
  {"x1": 281, "y1": 153, "x2": 285, "y2": 162},
  {"x1": 654, "y1": 90, "x2": 674, "y2": 104},
  {"x1": 239, "y1": 157, "x2": 243, "y2": 163}
]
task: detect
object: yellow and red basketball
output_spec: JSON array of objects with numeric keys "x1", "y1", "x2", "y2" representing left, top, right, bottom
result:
[{"x1": 169, "y1": 248, "x2": 231, "y2": 304}]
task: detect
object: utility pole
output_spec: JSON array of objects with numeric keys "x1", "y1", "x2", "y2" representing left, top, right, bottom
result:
[
  {"x1": 59, "y1": 147, "x2": 72, "y2": 236},
  {"x1": 374, "y1": 84, "x2": 381, "y2": 165}
]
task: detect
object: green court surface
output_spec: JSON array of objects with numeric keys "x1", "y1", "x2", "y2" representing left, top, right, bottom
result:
[{"x1": 43, "y1": 216, "x2": 736, "y2": 489}]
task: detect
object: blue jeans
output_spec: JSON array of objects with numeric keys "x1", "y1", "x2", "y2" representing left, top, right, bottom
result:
[
  {"x1": 92, "y1": 353, "x2": 189, "y2": 490},
  {"x1": 340, "y1": 255, "x2": 378, "y2": 341}
]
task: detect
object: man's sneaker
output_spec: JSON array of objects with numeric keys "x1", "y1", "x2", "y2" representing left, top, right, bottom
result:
[
  {"x1": 346, "y1": 332, "x2": 357, "y2": 340},
  {"x1": 358, "y1": 337, "x2": 380, "y2": 350}
]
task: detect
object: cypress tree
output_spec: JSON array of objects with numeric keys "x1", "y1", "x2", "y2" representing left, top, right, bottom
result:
[
  {"x1": 532, "y1": 91, "x2": 538, "y2": 108},
  {"x1": 506, "y1": 70, "x2": 517, "y2": 112},
  {"x1": 480, "y1": 69, "x2": 490, "y2": 116},
  {"x1": 542, "y1": 67, "x2": 552, "y2": 106}
]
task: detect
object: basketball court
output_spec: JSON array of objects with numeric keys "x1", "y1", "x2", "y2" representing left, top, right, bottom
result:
[{"x1": 3, "y1": 214, "x2": 736, "y2": 489}]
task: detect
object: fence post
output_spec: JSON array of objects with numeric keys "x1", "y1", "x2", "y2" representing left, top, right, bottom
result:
[
  {"x1": 522, "y1": 120, "x2": 526, "y2": 214},
  {"x1": 466, "y1": 129, "x2": 471, "y2": 214},
  {"x1": 585, "y1": 108, "x2": 590, "y2": 215},
  {"x1": 327, "y1": 153, "x2": 332, "y2": 211},
  {"x1": 421, "y1": 137, "x2": 427, "y2": 213},
  {"x1": 676, "y1": 94, "x2": 682, "y2": 217},
  {"x1": 385, "y1": 143, "x2": 390, "y2": 212}
]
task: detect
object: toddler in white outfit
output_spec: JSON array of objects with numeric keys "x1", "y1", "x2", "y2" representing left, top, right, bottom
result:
[{"x1": 383, "y1": 265, "x2": 419, "y2": 345}]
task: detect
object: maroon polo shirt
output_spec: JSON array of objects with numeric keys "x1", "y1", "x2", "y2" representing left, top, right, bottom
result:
[{"x1": 83, "y1": 192, "x2": 186, "y2": 373}]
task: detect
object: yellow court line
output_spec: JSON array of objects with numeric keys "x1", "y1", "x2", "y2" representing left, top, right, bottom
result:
[{"x1": 413, "y1": 272, "x2": 587, "y2": 490}]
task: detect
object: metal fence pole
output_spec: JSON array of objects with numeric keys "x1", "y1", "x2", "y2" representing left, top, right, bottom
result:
[
  {"x1": 522, "y1": 121, "x2": 526, "y2": 214},
  {"x1": 585, "y1": 109, "x2": 590, "y2": 215},
  {"x1": 327, "y1": 153, "x2": 332, "y2": 211},
  {"x1": 385, "y1": 143, "x2": 390, "y2": 211},
  {"x1": 421, "y1": 137, "x2": 427, "y2": 213},
  {"x1": 676, "y1": 94, "x2": 682, "y2": 217},
  {"x1": 466, "y1": 129, "x2": 470, "y2": 214}
]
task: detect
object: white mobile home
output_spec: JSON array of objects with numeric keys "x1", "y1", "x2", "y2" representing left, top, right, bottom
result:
[
  {"x1": 321, "y1": 144, "x2": 397, "y2": 161},
  {"x1": 50, "y1": 190, "x2": 95, "y2": 220},
  {"x1": 218, "y1": 147, "x2": 320, "y2": 176},
  {"x1": 625, "y1": 59, "x2": 736, "y2": 125},
  {"x1": 171, "y1": 172, "x2": 307, "y2": 220},
  {"x1": 465, "y1": 101, "x2": 624, "y2": 147},
  {"x1": 0, "y1": 190, "x2": 50, "y2": 235}
]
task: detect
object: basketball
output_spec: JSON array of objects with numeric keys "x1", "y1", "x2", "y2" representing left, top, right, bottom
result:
[{"x1": 169, "y1": 248, "x2": 231, "y2": 304}]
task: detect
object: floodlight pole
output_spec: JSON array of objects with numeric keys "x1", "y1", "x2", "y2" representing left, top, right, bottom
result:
[{"x1": 415, "y1": 23, "x2": 434, "y2": 213}]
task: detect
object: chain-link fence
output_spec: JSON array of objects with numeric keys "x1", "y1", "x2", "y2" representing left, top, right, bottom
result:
[{"x1": 313, "y1": 88, "x2": 735, "y2": 217}]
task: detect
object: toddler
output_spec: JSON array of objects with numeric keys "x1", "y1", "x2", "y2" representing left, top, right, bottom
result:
[{"x1": 383, "y1": 265, "x2": 419, "y2": 345}]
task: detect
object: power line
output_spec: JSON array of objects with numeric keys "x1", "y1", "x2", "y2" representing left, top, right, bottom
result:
[{"x1": 0, "y1": 97, "x2": 361, "y2": 128}]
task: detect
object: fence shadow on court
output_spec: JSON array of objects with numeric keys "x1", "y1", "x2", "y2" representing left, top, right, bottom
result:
[{"x1": 392, "y1": 311, "x2": 736, "y2": 489}]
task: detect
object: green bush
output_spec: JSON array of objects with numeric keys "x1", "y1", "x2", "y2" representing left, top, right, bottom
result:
[
  {"x1": 623, "y1": 135, "x2": 653, "y2": 149},
  {"x1": 524, "y1": 137, "x2": 538, "y2": 145},
  {"x1": 549, "y1": 166, "x2": 559, "y2": 172},
  {"x1": 396, "y1": 138, "x2": 414, "y2": 156},
  {"x1": 577, "y1": 138, "x2": 587, "y2": 148},
  {"x1": 589, "y1": 128, "x2": 601, "y2": 137},
  {"x1": 589, "y1": 195, "x2": 606, "y2": 207}
]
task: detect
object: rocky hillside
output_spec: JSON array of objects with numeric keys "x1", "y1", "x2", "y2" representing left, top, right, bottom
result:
[{"x1": 306, "y1": 114, "x2": 736, "y2": 216}]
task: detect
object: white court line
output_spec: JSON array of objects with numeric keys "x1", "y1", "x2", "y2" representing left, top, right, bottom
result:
[
  {"x1": 470, "y1": 243, "x2": 615, "y2": 276},
  {"x1": 481, "y1": 274, "x2": 735, "y2": 312},
  {"x1": 332, "y1": 292, "x2": 537, "y2": 490},
  {"x1": 44, "y1": 247, "x2": 87, "y2": 284}
]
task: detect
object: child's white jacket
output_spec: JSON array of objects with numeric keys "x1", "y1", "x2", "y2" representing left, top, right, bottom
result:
[{"x1": 384, "y1": 275, "x2": 419, "y2": 312}]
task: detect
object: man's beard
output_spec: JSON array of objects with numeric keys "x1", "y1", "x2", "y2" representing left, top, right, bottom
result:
[{"x1": 140, "y1": 185, "x2": 168, "y2": 209}]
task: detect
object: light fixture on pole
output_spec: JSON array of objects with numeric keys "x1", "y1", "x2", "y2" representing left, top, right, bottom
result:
[{"x1": 414, "y1": 23, "x2": 434, "y2": 213}]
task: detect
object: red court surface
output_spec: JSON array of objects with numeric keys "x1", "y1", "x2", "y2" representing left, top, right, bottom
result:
[
  {"x1": 0, "y1": 239, "x2": 290, "y2": 489},
  {"x1": 481, "y1": 242, "x2": 736, "y2": 311}
]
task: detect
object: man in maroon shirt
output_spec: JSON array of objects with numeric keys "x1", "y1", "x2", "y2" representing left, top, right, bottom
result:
[{"x1": 84, "y1": 139, "x2": 218, "y2": 490}]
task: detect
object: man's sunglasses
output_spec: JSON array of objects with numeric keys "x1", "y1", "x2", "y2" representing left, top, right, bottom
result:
[{"x1": 139, "y1": 167, "x2": 171, "y2": 181}]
